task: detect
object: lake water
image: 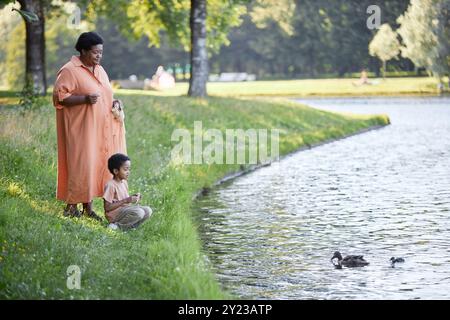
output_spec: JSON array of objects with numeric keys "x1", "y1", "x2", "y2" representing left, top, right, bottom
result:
[{"x1": 194, "y1": 96, "x2": 450, "y2": 299}]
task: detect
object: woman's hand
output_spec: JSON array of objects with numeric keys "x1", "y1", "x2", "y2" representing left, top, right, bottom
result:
[{"x1": 85, "y1": 93, "x2": 100, "y2": 105}]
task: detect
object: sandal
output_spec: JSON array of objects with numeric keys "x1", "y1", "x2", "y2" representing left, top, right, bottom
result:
[
  {"x1": 83, "y1": 209, "x2": 103, "y2": 222},
  {"x1": 63, "y1": 206, "x2": 82, "y2": 218}
]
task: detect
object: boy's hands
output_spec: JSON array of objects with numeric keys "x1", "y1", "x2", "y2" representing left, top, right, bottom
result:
[
  {"x1": 127, "y1": 193, "x2": 141, "y2": 204},
  {"x1": 136, "y1": 193, "x2": 141, "y2": 202}
]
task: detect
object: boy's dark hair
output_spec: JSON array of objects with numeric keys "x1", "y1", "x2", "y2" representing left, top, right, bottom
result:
[
  {"x1": 75, "y1": 32, "x2": 104, "y2": 53},
  {"x1": 108, "y1": 153, "x2": 130, "y2": 175}
]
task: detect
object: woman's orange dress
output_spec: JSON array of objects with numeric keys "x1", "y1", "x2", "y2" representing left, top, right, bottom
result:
[{"x1": 53, "y1": 55, "x2": 126, "y2": 204}]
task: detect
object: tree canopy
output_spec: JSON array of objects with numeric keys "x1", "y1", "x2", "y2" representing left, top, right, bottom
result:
[
  {"x1": 369, "y1": 23, "x2": 400, "y2": 77},
  {"x1": 3, "y1": 0, "x2": 447, "y2": 91},
  {"x1": 83, "y1": 0, "x2": 247, "y2": 53},
  {"x1": 397, "y1": 0, "x2": 450, "y2": 79}
]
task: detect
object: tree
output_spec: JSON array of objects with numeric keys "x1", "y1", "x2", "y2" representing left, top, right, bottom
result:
[
  {"x1": 93, "y1": 18, "x2": 188, "y2": 81},
  {"x1": 0, "y1": 1, "x2": 92, "y2": 90},
  {"x1": 397, "y1": 0, "x2": 450, "y2": 84},
  {"x1": 84, "y1": 0, "x2": 247, "y2": 97},
  {"x1": 0, "y1": 2, "x2": 22, "y2": 88},
  {"x1": 188, "y1": 0, "x2": 207, "y2": 97},
  {"x1": 369, "y1": 24, "x2": 400, "y2": 78},
  {"x1": 211, "y1": 0, "x2": 411, "y2": 79},
  {"x1": 19, "y1": 0, "x2": 46, "y2": 95},
  {"x1": 0, "y1": 0, "x2": 46, "y2": 95}
]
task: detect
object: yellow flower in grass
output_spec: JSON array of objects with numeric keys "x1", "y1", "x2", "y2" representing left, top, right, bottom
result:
[{"x1": 7, "y1": 182, "x2": 23, "y2": 197}]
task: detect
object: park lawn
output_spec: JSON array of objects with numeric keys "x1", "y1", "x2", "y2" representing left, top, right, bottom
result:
[
  {"x1": 0, "y1": 93, "x2": 389, "y2": 299},
  {"x1": 0, "y1": 91, "x2": 20, "y2": 106},
  {"x1": 113, "y1": 76, "x2": 441, "y2": 97}
]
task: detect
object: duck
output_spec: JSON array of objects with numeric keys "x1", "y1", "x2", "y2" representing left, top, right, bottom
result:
[
  {"x1": 331, "y1": 251, "x2": 370, "y2": 269},
  {"x1": 390, "y1": 257, "x2": 405, "y2": 267}
]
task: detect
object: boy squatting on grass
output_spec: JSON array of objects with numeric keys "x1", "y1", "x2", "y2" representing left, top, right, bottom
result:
[{"x1": 103, "y1": 153, "x2": 152, "y2": 230}]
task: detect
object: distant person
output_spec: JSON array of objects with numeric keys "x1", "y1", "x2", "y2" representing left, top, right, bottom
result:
[
  {"x1": 103, "y1": 153, "x2": 152, "y2": 230},
  {"x1": 145, "y1": 65, "x2": 175, "y2": 90},
  {"x1": 353, "y1": 68, "x2": 372, "y2": 86},
  {"x1": 437, "y1": 73, "x2": 450, "y2": 93},
  {"x1": 53, "y1": 31, "x2": 127, "y2": 220}
]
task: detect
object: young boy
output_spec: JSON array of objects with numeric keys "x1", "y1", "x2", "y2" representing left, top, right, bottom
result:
[{"x1": 103, "y1": 153, "x2": 152, "y2": 230}]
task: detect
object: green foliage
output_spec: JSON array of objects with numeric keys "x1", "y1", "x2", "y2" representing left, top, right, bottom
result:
[
  {"x1": 369, "y1": 24, "x2": 400, "y2": 63},
  {"x1": 0, "y1": 3, "x2": 20, "y2": 85},
  {"x1": 5, "y1": 21, "x2": 25, "y2": 90},
  {"x1": 211, "y1": 0, "x2": 412, "y2": 78},
  {"x1": 397, "y1": 0, "x2": 450, "y2": 78},
  {"x1": 45, "y1": 1, "x2": 93, "y2": 83},
  {"x1": 369, "y1": 23, "x2": 401, "y2": 77},
  {"x1": 85, "y1": 0, "x2": 248, "y2": 53},
  {"x1": 0, "y1": 2, "x2": 93, "y2": 90},
  {"x1": 0, "y1": 0, "x2": 14, "y2": 8},
  {"x1": 17, "y1": 77, "x2": 48, "y2": 112},
  {"x1": 250, "y1": 0, "x2": 296, "y2": 35}
]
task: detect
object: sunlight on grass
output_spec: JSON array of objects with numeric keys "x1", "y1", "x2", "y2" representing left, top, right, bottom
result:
[{"x1": 112, "y1": 77, "x2": 439, "y2": 98}]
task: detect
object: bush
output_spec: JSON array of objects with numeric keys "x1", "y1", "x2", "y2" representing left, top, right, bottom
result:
[{"x1": 17, "y1": 80, "x2": 48, "y2": 113}]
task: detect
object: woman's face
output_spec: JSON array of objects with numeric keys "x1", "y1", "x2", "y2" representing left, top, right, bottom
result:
[{"x1": 81, "y1": 44, "x2": 103, "y2": 66}]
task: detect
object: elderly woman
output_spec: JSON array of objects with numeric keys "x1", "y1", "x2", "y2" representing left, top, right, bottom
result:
[{"x1": 53, "y1": 32, "x2": 127, "y2": 220}]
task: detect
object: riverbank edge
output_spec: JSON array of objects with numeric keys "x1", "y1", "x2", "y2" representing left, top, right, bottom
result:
[
  {"x1": 112, "y1": 89, "x2": 445, "y2": 99},
  {"x1": 233, "y1": 92, "x2": 447, "y2": 98},
  {"x1": 190, "y1": 121, "x2": 389, "y2": 298},
  {"x1": 193, "y1": 123, "x2": 389, "y2": 201}
]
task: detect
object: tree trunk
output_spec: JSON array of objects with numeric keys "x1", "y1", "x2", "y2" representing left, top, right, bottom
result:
[
  {"x1": 383, "y1": 60, "x2": 386, "y2": 79},
  {"x1": 188, "y1": 0, "x2": 208, "y2": 97},
  {"x1": 18, "y1": 0, "x2": 46, "y2": 96}
]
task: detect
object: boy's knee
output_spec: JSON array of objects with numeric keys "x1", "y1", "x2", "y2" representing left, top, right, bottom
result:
[{"x1": 142, "y1": 206, "x2": 152, "y2": 219}]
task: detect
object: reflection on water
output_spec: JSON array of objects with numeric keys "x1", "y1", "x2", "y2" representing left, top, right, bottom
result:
[{"x1": 194, "y1": 96, "x2": 450, "y2": 299}]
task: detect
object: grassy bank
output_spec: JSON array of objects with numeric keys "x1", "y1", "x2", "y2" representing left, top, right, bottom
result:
[
  {"x1": 113, "y1": 77, "x2": 443, "y2": 97},
  {"x1": 0, "y1": 93, "x2": 389, "y2": 299}
]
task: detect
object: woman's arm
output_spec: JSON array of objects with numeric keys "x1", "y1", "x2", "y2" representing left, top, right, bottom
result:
[{"x1": 60, "y1": 93, "x2": 100, "y2": 107}]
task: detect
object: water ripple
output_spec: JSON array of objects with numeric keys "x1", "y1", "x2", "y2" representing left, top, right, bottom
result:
[{"x1": 194, "y1": 96, "x2": 450, "y2": 299}]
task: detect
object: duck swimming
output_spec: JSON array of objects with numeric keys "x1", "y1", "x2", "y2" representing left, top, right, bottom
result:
[
  {"x1": 331, "y1": 251, "x2": 370, "y2": 269},
  {"x1": 390, "y1": 257, "x2": 405, "y2": 267}
]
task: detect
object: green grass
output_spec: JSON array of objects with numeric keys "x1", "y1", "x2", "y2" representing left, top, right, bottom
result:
[
  {"x1": 0, "y1": 91, "x2": 20, "y2": 107},
  {"x1": 112, "y1": 77, "x2": 443, "y2": 97},
  {"x1": 0, "y1": 77, "x2": 444, "y2": 103},
  {"x1": 0, "y1": 93, "x2": 389, "y2": 299}
]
